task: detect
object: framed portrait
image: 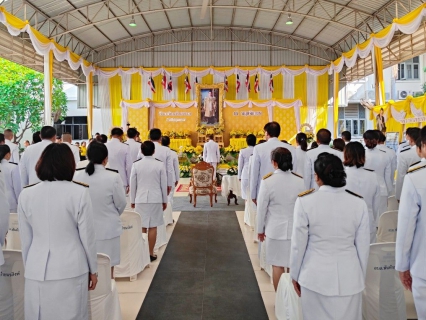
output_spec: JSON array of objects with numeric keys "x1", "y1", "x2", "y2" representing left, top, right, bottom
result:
[{"x1": 196, "y1": 83, "x2": 224, "y2": 127}]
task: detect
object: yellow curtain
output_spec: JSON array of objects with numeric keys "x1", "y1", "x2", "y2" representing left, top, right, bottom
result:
[
  {"x1": 226, "y1": 74, "x2": 236, "y2": 100},
  {"x1": 128, "y1": 73, "x2": 149, "y2": 135},
  {"x1": 202, "y1": 74, "x2": 213, "y2": 84},
  {"x1": 130, "y1": 73, "x2": 142, "y2": 100},
  {"x1": 333, "y1": 72, "x2": 339, "y2": 138},
  {"x1": 374, "y1": 46, "x2": 386, "y2": 105},
  {"x1": 87, "y1": 72, "x2": 93, "y2": 138},
  {"x1": 109, "y1": 75, "x2": 122, "y2": 127},
  {"x1": 316, "y1": 73, "x2": 329, "y2": 130},
  {"x1": 295, "y1": 73, "x2": 307, "y2": 126},
  {"x1": 273, "y1": 107, "x2": 297, "y2": 141}
]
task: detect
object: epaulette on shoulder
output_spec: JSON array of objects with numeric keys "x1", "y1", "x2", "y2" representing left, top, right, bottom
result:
[
  {"x1": 133, "y1": 158, "x2": 142, "y2": 163},
  {"x1": 298, "y1": 189, "x2": 315, "y2": 197},
  {"x1": 155, "y1": 158, "x2": 162, "y2": 162},
  {"x1": 400, "y1": 148, "x2": 410, "y2": 153},
  {"x1": 123, "y1": 142, "x2": 129, "y2": 146},
  {"x1": 291, "y1": 172, "x2": 303, "y2": 179},
  {"x1": 345, "y1": 189, "x2": 363, "y2": 198},
  {"x1": 262, "y1": 172, "x2": 273, "y2": 180},
  {"x1": 24, "y1": 182, "x2": 40, "y2": 189},
  {"x1": 9, "y1": 162, "x2": 18, "y2": 165},
  {"x1": 331, "y1": 146, "x2": 342, "y2": 152},
  {"x1": 307, "y1": 148, "x2": 315, "y2": 152},
  {"x1": 106, "y1": 168, "x2": 118, "y2": 173},
  {"x1": 76, "y1": 167, "x2": 86, "y2": 171},
  {"x1": 410, "y1": 161, "x2": 421, "y2": 167},
  {"x1": 408, "y1": 165, "x2": 426, "y2": 174},
  {"x1": 73, "y1": 181, "x2": 89, "y2": 188},
  {"x1": 364, "y1": 168, "x2": 374, "y2": 172},
  {"x1": 379, "y1": 149, "x2": 386, "y2": 153}
]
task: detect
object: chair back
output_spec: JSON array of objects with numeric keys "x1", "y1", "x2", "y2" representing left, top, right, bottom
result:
[
  {"x1": 377, "y1": 211, "x2": 398, "y2": 243},
  {"x1": 387, "y1": 196, "x2": 399, "y2": 211},
  {"x1": 362, "y1": 243, "x2": 406, "y2": 320},
  {"x1": 0, "y1": 250, "x2": 25, "y2": 319},
  {"x1": 90, "y1": 253, "x2": 112, "y2": 300},
  {"x1": 6, "y1": 213, "x2": 21, "y2": 250},
  {"x1": 275, "y1": 273, "x2": 303, "y2": 320},
  {"x1": 191, "y1": 161, "x2": 214, "y2": 189}
]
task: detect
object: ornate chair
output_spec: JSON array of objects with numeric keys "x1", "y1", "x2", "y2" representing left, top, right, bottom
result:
[{"x1": 188, "y1": 161, "x2": 217, "y2": 207}]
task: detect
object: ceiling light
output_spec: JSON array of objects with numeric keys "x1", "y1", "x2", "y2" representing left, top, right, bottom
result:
[
  {"x1": 286, "y1": 14, "x2": 293, "y2": 25},
  {"x1": 129, "y1": 16, "x2": 137, "y2": 27}
]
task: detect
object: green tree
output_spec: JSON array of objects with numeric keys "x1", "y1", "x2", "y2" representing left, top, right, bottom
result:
[{"x1": 0, "y1": 58, "x2": 67, "y2": 143}]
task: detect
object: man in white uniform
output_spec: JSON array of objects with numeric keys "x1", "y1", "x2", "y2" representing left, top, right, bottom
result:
[
  {"x1": 62, "y1": 132, "x2": 80, "y2": 165},
  {"x1": 20, "y1": 126, "x2": 56, "y2": 187},
  {"x1": 395, "y1": 127, "x2": 421, "y2": 201},
  {"x1": 396, "y1": 127, "x2": 426, "y2": 319},
  {"x1": 304, "y1": 128, "x2": 343, "y2": 190},
  {"x1": 4, "y1": 129, "x2": 19, "y2": 163},
  {"x1": 341, "y1": 131, "x2": 351, "y2": 144},
  {"x1": 162, "y1": 136, "x2": 180, "y2": 205},
  {"x1": 0, "y1": 167, "x2": 9, "y2": 267},
  {"x1": 204, "y1": 91, "x2": 217, "y2": 124},
  {"x1": 377, "y1": 131, "x2": 397, "y2": 184},
  {"x1": 397, "y1": 129, "x2": 411, "y2": 155},
  {"x1": 203, "y1": 134, "x2": 220, "y2": 177},
  {"x1": 250, "y1": 121, "x2": 297, "y2": 202},
  {"x1": 105, "y1": 128, "x2": 132, "y2": 193},
  {"x1": 126, "y1": 128, "x2": 141, "y2": 163}
]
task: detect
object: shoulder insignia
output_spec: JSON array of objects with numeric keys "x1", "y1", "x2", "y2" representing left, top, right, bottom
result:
[
  {"x1": 345, "y1": 189, "x2": 363, "y2": 198},
  {"x1": 307, "y1": 148, "x2": 315, "y2": 152},
  {"x1": 73, "y1": 181, "x2": 89, "y2": 188},
  {"x1": 379, "y1": 149, "x2": 386, "y2": 153},
  {"x1": 363, "y1": 168, "x2": 374, "y2": 172},
  {"x1": 155, "y1": 158, "x2": 162, "y2": 162},
  {"x1": 123, "y1": 143, "x2": 129, "y2": 146},
  {"x1": 298, "y1": 189, "x2": 315, "y2": 197},
  {"x1": 137, "y1": 141, "x2": 141, "y2": 143},
  {"x1": 262, "y1": 172, "x2": 273, "y2": 180},
  {"x1": 106, "y1": 168, "x2": 118, "y2": 173},
  {"x1": 400, "y1": 148, "x2": 410, "y2": 153},
  {"x1": 9, "y1": 162, "x2": 18, "y2": 165},
  {"x1": 408, "y1": 165, "x2": 426, "y2": 174},
  {"x1": 76, "y1": 167, "x2": 86, "y2": 171},
  {"x1": 133, "y1": 158, "x2": 142, "y2": 163},
  {"x1": 23, "y1": 182, "x2": 40, "y2": 189},
  {"x1": 410, "y1": 161, "x2": 421, "y2": 167},
  {"x1": 331, "y1": 146, "x2": 342, "y2": 152},
  {"x1": 291, "y1": 172, "x2": 303, "y2": 179}
]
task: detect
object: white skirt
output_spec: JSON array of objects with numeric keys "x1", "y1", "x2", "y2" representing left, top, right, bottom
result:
[
  {"x1": 25, "y1": 273, "x2": 88, "y2": 320},
  {"x1": 265, "y1": 237, "x2": 291, "y2": 267},
  {"x1": 241, "y1": 179, "x2": 249, "y2": 200},
  {"x1": 301, "y1": 287, "x2": 362, "y2": 320},
  {"x1": 135, "y1": 203, "x2": 164, "y2": 228},
  {"x1": 96, "y1": 236, "x2": 120, "y2": 266}
]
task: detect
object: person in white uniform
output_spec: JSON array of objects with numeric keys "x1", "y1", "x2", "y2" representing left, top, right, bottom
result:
[
  {"x1": 363, "y1": 130, "x2": 392, "y2": 220},
  {"x1": 377, "y1": 131, "x2": 397, "y2": 184},
  {"x1": 62, "y1": 132, "x2": 81, "y2": 165},
  {"x1": 250, "y1": 122, "x2": 297, "y2": 202},
  {"x1": 130, "y1": 141, "x2": 167, "y2": 261},
  {"x1": 74, "y1": 141, "x2": 127, "y2": 277},
  {"x1": 203, "y1": 134, "x2": 221, "y2": 177},
  {"x1": 290, "y1": 153, "x2": 370, "y2": 320},
  {"x1": 126, "y1": 127, "x2": 141, "y2": 163},
  {"x1": 0, "y1": 166, "x2": 9, "y2": 267},
  {"x1": 304, "y1": 128, "x2": 343, "y2": 191},
  {"x1": 341, "y1": 131, "x2": 351, "y2": 144},
  {"x1": 396, "y1": 126, "x2": 426, "y2": 319},
  {"x1": 238, "y1": 134, "x2": 256, "y2": 200},
  {"x1": 395, "y1": 127, "x2": 421, "y2": 201},
  {"x1": 18, "y1": 143, "x2": 98, "y2": 320},
  {"x1": 257, "y1": 147, "x2": 305, "y2": 291},
  {"x1": 0, "y1": 145, "x2": 22, "y2": 212},
  {"x1": 105, "y1": 127, "x2": 132, "y2": 193},
  {"x1": 343, "y1": 142, "x2": 380, "y2": 243},
  {"x1": 20, "y1": 126, "x2": 56, "y2": 187},
  {"x1": 295, "y1": 132, "x2": 308, "y2": 177},
  {"x1": 4, "y1": 129, "x2": 19, "y2": 163},
  {"x1": 162, "y1": 136, "x2": 180, "y2": 206},
  {"x1": 397, "y1": 129, "x2": 411, "y2": 155}
]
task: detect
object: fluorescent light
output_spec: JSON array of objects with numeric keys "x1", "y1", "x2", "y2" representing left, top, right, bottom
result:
[
  {"x1": 129, "y1": 16, "x2": 137, "y2": 27},
  {"x1": 286, "y1": 14, "x2": 293, "y2": 25}
]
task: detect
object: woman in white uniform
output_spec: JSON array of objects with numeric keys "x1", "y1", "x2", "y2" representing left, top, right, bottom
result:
[
  {"x1": 130, "y1": 141, "x2": 167, "y2": 261},
  {"x1": 343, "y1": 142, "x2": 381, "y2": 243},
  {"x1": 18, "y1": 143, "x2": 98, "y2": 320},
  {"x1": 295, "y1": 132, "x2": 307, "y2": 177},
  {"x1": 290, "y1": 152, "x2": 370, "y2": 320},
  {"x1": 238, "y1": 134, "x2": 256, "y2": 201},
  {"x1": 74, "y1": 141, "x2": 127, "y2": 277},
  {"x1": 257, "y1": 147, "x2": 305, "y2": 290},
  {"x1": 0, "y1": 145, "x2": 22, "y2": 212}
]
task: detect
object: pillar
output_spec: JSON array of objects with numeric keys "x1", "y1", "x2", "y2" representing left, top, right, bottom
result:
[
  {"x1": 86, "y1": 72, "x2": 93, "y2": 138},
  {"x1": 43, "y1": 51, "x2": 53, "y2": 125}
]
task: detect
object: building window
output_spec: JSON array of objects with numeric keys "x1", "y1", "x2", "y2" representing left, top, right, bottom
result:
[
  {"x1": 54, "y1": 116, "x2": 88, "y2": 140},
  {"x1": 338, "y1": 103, "x2": 366, "y2": 137},
  {"x1": 398, "y1": 56, "x2": 420, "y2": 80}
]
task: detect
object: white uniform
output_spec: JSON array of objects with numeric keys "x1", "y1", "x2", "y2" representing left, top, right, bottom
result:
[
  {"x1": 303, "y1": 144, "x2": 343, "y2": 190},
  {"x1": 5, "y1": 139, "x2": 19, "y2": 164},
  {"x1": 203, "y1": 140, "x2": 221, "y2": 176},
  {"x1": 250, "y1": 138, "x2": 297, "y2": 199},
  {"x1": 63, "y1": 141, "x2": 81, "y2": 165},
  {"x1": 290, "y1": 186, "x2": 370, "y2": 320},
  {"x1": 0, "y1": 166, "x2": 9, "y2": 266},
  {"x1": 377, "y1": 144, "x2": 397, "y2": 183},
  {"x1": 397, "y1": 140, "x2": 410, "y2": 154},
  {"x1": 19, "y1": 139, "x2": 52, "y2": 187},
  {"x1": 1, "y1": 159, "x2": 22, "y2": 212},
  {"x1": 395, "y1": 165, "x2": 426, "y2": 318},
  {"x1": 168, "y1": 149, "x2": 180, "y2": 205},
  {"x1": 18, "y1": 180, "x2": 97, "y2": 319},
  {"x1": 105, "y1": 138, "x2": 132, "y2": 188},
  {"x1": 257, "y1": 170, "x2": 305, "y2": 266},
  {"x1": 130, "y1": 156, "x2": 167, "y2": 228},
  {"x1": 294, "y1": 146, "x2": 306, "y2": 177},
  {"x1": 395, "y1": 146, "x2": 421, "y2": 201},
  {"x1": 74, "y1": 165, "x2": 127, "y2": 266},
  {"x1": 237, "y1": 146, "x2": 254, "y2": 200},
  {"x1": 345, "y1": 166, "x2": 380, "y2": 243},
  {"x1": 127, "y1": 138, "x2": 141, "y2": 163}
]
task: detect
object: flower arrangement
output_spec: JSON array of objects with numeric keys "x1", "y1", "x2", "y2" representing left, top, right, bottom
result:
[
  {"x1": 246, "y1": 130, "x2": 253, "y2": 136},
  {"x1": 235, "y1": 129, "x2": 244, "y2": 138},
  {"x1": 305, "y1": 132, "x2": 314, "y2": 143},
  {"x1": 195, "y1": 145, "x2": 203, "y2": 155},
  {"x1": 175, "y1": 130, "x2": 185, "y2": 139},
  {"x1": 224, "y1": 145, "x2": 239, "y2": 155},
  {"x1": 206, "y1": 128, "x2": 215, "y2": 135},
  {"x1": 196, "y1": 125, "x2": 207, "y2": 135},
  {"x1": 227, "y1": 166, "x2": 238, "y2": 176},
  {"x1": 230, "y1": 130, "x2": 237, "y2": 138},
  {"x1": 256, "y1": 130, "x2": 264, "y2": 138},
  {"x1": 184, "y1": 130, "x2": 191, "y2": 138},
  {"x1": 179, "y1": 164, "x2": 191, "y2": 178},
  {"x1": 180, "y1": 145, "x2": 197, "y2": 158},
  {"x1": 214, "y1": 124, "x2": 225, "y2": 135}
]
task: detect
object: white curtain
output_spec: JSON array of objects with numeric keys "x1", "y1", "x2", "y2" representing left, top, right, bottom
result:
[
  {"x1": 307, "y1": 74, "x2": 318, "y2": 131},
  {"x1": 121, "y1": 73, "x2": 131, "y2": 100},
  {"x1": 259, "y1": 74, "x2": 271, "y2": 100},
  {"x1": 142, "y1": 74, "x2": 153, "y2": 100},
  {"x1": 99, "y1": 76, "x2": 112, "y2": 135},
  {"x1": 284, "y1": 73, "x2": 294, "y2": 99},
  {"x1": 410, "y1": 102, "x2": 424, "y2": 117}
]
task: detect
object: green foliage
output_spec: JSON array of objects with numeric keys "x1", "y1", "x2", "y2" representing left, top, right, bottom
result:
[{"x1": 0, "y1": 58, "x2": 67, "y2": 143}]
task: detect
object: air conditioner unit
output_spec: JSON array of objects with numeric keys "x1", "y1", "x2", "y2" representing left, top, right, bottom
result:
[{"x1": 398, "y1": 90, "x2": 411, "y2": 99}]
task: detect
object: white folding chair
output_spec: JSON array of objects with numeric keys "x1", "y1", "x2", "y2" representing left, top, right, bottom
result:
[
  {"x1": 6, "y1": 213, "x2": 21, "y2": 250},
  {"x1": 0, "y1": 250, "x2": 25, "y2": 320},
  {"x1": 362, "y1": 243, "x2": 406, "y2": 320},
  {"x1": 89, "y1": 254, "x2": 122, "y2": 320},
  {"x1": 387, "y1": 196, "x2": 399, "y2": 211},
  {"x1": 275, "y1": 273, "x2": 303, "y2": 320},
  {"x1": 377, "y1": 211, "x2": 398, "y2": 243},
  {"x1": 154, "y1": 219, "x2": 168, "y2": 252},
  {"x1": 114, "y1": 211, "x2": 150, "y2": 281},
  {"x1": 163, "y1": 202, "x2": 173, "y2": 226},
  {"x1": 259, "y1": 241, "x2": 272, "y2": 279}
]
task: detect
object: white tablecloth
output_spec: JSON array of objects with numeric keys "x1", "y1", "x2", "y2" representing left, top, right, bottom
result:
[{"x1": 221, "y1": 175, "x2": 241, "y2": 199}]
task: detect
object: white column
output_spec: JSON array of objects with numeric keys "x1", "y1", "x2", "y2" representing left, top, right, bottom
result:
[{"x1": 43, "y1": 52, "x2": 53, "y2": 125}]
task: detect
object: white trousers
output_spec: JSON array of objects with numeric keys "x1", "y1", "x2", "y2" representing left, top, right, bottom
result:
[
  {"x1": 412, "y1": 276, "x2": 426, "y2": 320},
  {"x1": 208, "y1": 162, "x2": 217, "y2": 178}
]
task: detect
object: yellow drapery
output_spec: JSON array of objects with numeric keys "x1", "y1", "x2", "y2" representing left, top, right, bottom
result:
[
  {"x1": 316, "y1": 73, "x2": 329, "y2": 130},
  {"x1": 333, "y1": 72, "x2": 339, "y2": 138},
  {"x1": 295, "y1": 73, "x2": 307, "y2": 126},
  {"x1": 374, "y1": 46, "x2": 386, "y2": 105},
  {"x1": 109, "y1": 75, "x2": 122, "y2": 127},
  {"x1": 86, "y1": 72, "x2": 93, "y2": 138}
]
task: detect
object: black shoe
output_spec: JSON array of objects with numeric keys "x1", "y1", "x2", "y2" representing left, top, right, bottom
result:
[{"x1": 150, "y1": 255, "x2": 157, "y2": 262}]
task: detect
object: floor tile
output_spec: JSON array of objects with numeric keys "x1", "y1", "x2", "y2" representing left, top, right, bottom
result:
[
  {"x1": 119, "y1": 292, "x2": 146, "y2": 320},
  {"x1": 261, "y1": 291, "x2": 278, "y2": 320}
]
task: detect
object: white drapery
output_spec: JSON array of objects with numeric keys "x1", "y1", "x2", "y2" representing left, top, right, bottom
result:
[
  {"x1": 284, "y1": 73, "x2": 294, "y2": 99},
  {"x1": 307, "y1": 74, "x2": 318, "y2": 131},
  {"x1": 390, "y1": 106, "x2": 406, "y2": 122},
  {"x1": 410, "y1": 102, "x2": 425, "y2": 117},
  {"x1": 259, "y1": 74, "x2": 271, "y2": 100},
  {"x1": 99, "y1": 77, "x2": 112, "y2": 134}
]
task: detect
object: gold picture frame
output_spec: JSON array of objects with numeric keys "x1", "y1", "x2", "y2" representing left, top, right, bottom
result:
[{"x1": 196, "y1": 83, "x2": 224, "y2": 127}]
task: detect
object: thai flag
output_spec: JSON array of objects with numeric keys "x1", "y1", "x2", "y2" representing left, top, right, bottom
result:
[
  {"x1": 224, "y1": 75, "x2": 228, "y2": 92},
  {"x1": 167, "y1": 76, "x2": 173, "y2": 93},
  {"x1": 148, "y1": 73, "x2": 156, "y2": 93},
  {"x1": 245, "y1": 71, "x2": 249, "y2": 88},
  {"x1": 185, "y1": 76, "x2": 191, "y2": 94},
  {"x1": 161, "y1": 72, "x2": 167, "y2": 89},
  {"x1": 236, "y1": 74, "x2": 240, "y2": 93},
  {"x1": 269, "y1": 74, "x2": 274, "y2": 93},
  {"x1": 254, "y1": 74, "x2": 259, "y2": 93}
]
